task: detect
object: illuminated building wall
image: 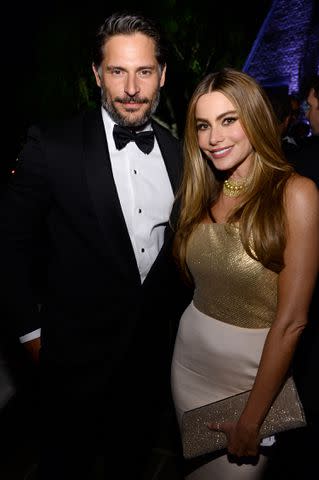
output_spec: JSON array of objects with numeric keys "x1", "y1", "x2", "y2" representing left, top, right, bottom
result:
[{"x1": 243, "y1": 0, "x2": 319, "y2": 97}]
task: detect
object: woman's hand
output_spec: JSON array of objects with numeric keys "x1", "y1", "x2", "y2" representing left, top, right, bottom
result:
[{"x1": 207, "y1": 420, "x2": 260, "y2": 458}]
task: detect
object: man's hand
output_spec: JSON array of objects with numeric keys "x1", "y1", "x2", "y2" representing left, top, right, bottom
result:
[{"x1": 24, "y1": 337, "x2": 41, "y2": 363}]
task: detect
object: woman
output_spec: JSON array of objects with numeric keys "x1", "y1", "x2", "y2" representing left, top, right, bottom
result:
[{"x1": 171, "y1": 68, "x2": 319, "y2": 479}]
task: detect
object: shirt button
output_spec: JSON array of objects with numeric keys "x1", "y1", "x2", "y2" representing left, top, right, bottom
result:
[
  {"x1": 133, "y1": 169, "x2": 137, "y2": 174},
  {"x1": 138, "y1": 208, "x2": 142, "y2": 214},
  {"x1": 141, "y1": 248, "x2": 145, "y2": 253}
]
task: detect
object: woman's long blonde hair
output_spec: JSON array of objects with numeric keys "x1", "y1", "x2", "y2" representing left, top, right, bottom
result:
[{"x1": 173, "y1": 68, "x2": 294, "y2": 281}]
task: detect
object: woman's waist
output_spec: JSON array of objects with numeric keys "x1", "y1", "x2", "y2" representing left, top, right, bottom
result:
[{"x1": 193, "y1": 291, "x2": 275, "y2": 329}]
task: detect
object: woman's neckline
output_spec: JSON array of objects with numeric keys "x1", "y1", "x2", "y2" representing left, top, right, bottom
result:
[
  {"x1": 201, "y1": 221, "x2": 227, "y2": 226},
  {"x1": 207, "y1": 208, "x2": 216, "y2": 223},
  {"x1": 203, "y1": 208, "x2": 227, "y2": 225},
  {"x1": 201, "y1": 209, "x2": 238, "y2": 226}
]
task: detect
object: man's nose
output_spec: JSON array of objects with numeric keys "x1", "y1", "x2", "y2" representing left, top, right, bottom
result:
[{"x1": 124, "y1": 74, "x2": 140, "y2": 96}]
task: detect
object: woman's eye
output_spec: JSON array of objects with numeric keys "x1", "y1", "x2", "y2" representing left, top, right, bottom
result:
[
  {"x1": 223, "y1": 117, "x2": 237, "y2": 125},
  {"x1": 196, "y1": 123, "x2": 208, "y2": 130}
]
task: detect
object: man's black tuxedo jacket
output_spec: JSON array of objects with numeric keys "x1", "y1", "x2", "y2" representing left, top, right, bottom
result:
[{"x1": 0, "y1": 109, "x2": 191, "y2": 388}]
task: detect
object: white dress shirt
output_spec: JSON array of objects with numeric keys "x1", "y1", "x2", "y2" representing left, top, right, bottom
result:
[
  {"x1": 20, "y1": 108, "x2": 174, "y2": 343},
  {"x1": 103, "y1": 108, "x2": 174, "y2": 282}
]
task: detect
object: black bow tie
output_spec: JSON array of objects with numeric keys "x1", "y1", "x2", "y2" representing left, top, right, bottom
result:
[{"x1": 113, "y1": 124, "x2": 155, "y2": 154}]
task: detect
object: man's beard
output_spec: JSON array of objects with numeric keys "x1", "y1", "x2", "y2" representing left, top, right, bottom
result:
[{"x1": 101, "y1": 89, "x2": 160, "y2": 128}]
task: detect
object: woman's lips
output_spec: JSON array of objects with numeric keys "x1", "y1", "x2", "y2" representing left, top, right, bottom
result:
[{"x1": 210, "y1": 146, "x2": 232, "y2": 159}]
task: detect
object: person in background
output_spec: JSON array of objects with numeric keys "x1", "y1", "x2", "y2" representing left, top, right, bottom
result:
[
  {"x1": 284, "y1": 94, "x2": 311, "y2": 145},
  {"x1": 291, "y1": 74, "x2": 319, "y2": 185},
  {"x1": 0, "y1": 11, "x2": 190, "y2": 480},
  {"x1": 288, "y1": 94, "x2": 301, "y2": 125},
  {"x1": 265, "y1": 88, "x2": 300, "y2": 162},
  {"x1": 287, "y1": 94, "x2": 302, "y2": 137},
  {"x1": 170, "y1": 68, "x2": 318, "y2": 479}
]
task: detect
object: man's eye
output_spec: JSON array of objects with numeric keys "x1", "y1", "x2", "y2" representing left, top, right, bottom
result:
[
  {"x1": 111, "y1": 69, "x2": 123, "y2": 75},
  {"x1": 139, "y1": 70, "x2": 152, "y2": 76}
]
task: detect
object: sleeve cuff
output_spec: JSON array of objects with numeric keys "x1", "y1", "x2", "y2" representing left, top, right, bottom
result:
[{"x1": 19, "y1": 328, "x2": 41, "y2": 343}]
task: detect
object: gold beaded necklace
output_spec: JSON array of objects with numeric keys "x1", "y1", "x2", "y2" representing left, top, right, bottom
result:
[{"x1": 223, "y1": 177, "x2": 248, "y2": 197}]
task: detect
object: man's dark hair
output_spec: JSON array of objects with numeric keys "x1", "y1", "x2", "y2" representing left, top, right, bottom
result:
[{"x1": 92, "y1": 11, "x2": 167, "y2": 71}]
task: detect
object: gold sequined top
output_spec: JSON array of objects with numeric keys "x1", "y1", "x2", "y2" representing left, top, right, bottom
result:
[{"x1": 187, "y1": 223, "x2": 278, "y2": 328}]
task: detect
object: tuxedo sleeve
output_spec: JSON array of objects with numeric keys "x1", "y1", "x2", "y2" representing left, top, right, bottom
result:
[{"x1": 0, "y1": 125, "x2": 51, "y2": 337}]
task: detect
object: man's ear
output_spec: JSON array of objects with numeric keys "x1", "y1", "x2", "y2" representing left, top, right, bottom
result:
[
  {"x1": 92, "y1": 63, "x2": 102, "y2": 88},
  {"x1": 160, "y1": 64, "x2": 167, "y2": 88}
]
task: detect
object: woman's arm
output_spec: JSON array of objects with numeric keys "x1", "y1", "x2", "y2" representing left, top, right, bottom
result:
[{"x1": 212, "y1": 174, "x2": 319, "y2": 457}]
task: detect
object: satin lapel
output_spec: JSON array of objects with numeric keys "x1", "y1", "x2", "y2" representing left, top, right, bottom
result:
[
  {"x1": 82, "y1": 109, "x2": 140, "y2": 281},
  {"x1": 152, "y1": 120, "x2": 182, "y2": 194}
]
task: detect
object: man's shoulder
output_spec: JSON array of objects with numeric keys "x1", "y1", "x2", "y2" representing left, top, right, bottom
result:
[{"x1": 29, "y1": 108, "x2": 101, "y2": 140}]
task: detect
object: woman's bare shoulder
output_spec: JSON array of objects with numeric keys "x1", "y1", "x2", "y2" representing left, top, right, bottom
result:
[{"x1": 285, "y1": 173, "x2": 319, "y2": 220}]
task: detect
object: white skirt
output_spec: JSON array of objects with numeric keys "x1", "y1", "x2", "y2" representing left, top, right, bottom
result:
[{"x1": 171, "y1": 302, "x2": 271, "y2": 480}]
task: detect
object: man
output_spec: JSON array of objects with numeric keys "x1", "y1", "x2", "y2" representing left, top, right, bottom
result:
[
  {"x1": 291, "y1": 75, "x2": 319, "y2": 185},
  {"x1": 0, "y1": 12, "x2": 190, "y2": 480},
  {"x1": 265, "y1": 87, "x2": 300, "y2": 162},
  {"x1": 305, "y1": 75, "x2": 319, "y2": 135}
]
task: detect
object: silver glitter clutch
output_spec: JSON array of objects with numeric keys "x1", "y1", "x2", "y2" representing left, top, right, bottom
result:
[{"x1": 182, "y1": 376, "x2": 306, "y2": 459}]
